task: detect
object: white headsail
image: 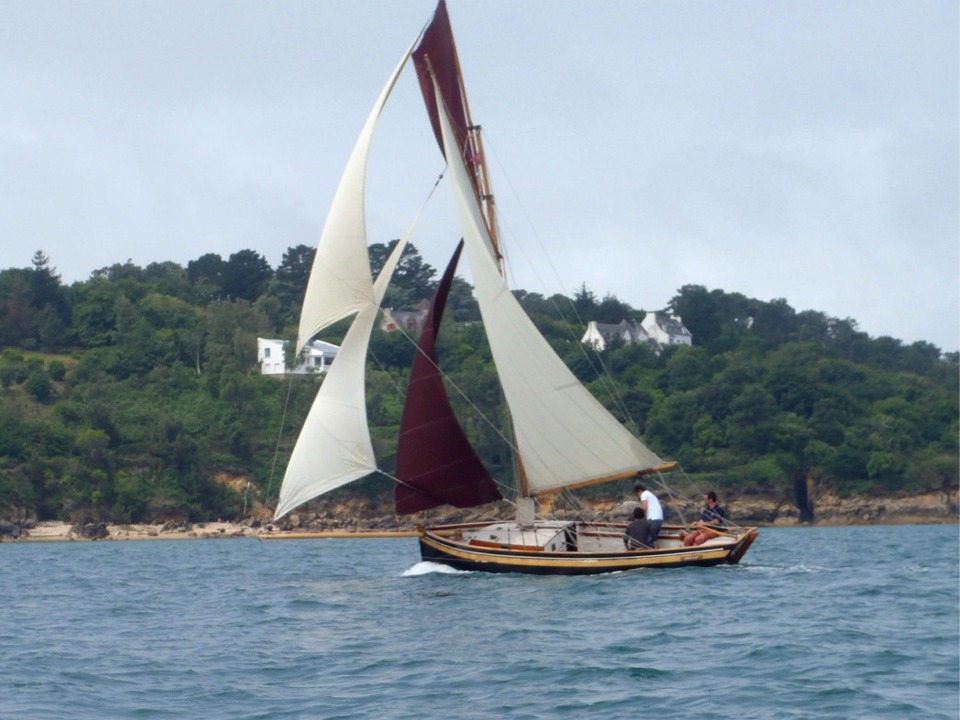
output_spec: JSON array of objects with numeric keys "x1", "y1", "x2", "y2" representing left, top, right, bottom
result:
[
  {"x1": 295, "y1": 40, "x2": 420, "y2": 355},
  {"x1": 275, "y1": 38, "x2": 421, "y2": 519},
  {"x1": 274, "y1": 239, "x2": 409, "y2": 519},
  {"x1": 435, "y1": 85, "x2": 665, "y2": 496}
]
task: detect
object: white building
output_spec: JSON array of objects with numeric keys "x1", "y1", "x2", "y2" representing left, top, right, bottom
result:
[
  {"x1": 581, "y1": 320, "x2": 651, "y2": 351},
  {"x1": 257, "y1": 337, "x2": 339, "y2": 377},
  {"x1": 641, "y1": 312, "x2": 693, "y2": 349},
  {"x1": 581, "y1": 313, "x2": 692, "y2": 354}
]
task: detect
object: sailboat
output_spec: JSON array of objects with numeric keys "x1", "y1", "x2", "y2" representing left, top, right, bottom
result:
[{"x1": 268, "y1": 1, "x2": 758, "y2": 574}]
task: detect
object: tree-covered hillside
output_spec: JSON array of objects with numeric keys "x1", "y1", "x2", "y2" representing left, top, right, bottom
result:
[{"x1": 0, "y1": 248, "x2": 956, "y2": 524}]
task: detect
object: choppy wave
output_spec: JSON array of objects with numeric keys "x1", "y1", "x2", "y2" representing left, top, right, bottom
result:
[
  {"x1": 402, "y1": 560, "x2": 470, "y2": 576},
  {"x1": 2, "y1": 525, "x2": 957, "y2": 719}
]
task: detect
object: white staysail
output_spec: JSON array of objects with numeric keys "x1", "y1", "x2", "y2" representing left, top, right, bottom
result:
[
  {"x1": 274, "y1": 304, "x2": 380, "y2": 519},
  {"x1": 435, "y1": 87, "x2": 665, "y2": 496},
  {"x1": 275, "y1": 38, "x2": 422, "y2": 519},
  {"x1": 295, "y1": 40, "x2": 420, "y2": 354},
  {"x1": 275, "y1": 234, "x2": 411, "y2": 520}
]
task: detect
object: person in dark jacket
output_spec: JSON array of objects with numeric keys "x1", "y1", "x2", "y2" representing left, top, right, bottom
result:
[
  {"x1": 624, "y1": 506, "x2": 651, "y2": 550},
  {"x1": 682, "y1": 491, "x2": 728, "y2": 546}
]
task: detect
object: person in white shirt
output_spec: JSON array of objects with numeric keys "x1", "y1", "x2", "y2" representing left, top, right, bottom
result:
[{"x1": 634, "y1": 483, "x2": 663, "y2": 548}]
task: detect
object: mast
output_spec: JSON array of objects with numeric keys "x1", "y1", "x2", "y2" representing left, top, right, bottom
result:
[
  {"x1": 412, "y1": 0, "x2": 502, "y2": 265},
  {"x1": 418, "y1": 2, "x2": 668, "y2": 511},
  {"x1": 413, "y1": 0, "x2": 530, "y2": 498}
]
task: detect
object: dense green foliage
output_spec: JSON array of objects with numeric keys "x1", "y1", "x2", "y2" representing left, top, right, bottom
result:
[{"x1": 0, "y1": 248, "x2": 956, "y2": 523}]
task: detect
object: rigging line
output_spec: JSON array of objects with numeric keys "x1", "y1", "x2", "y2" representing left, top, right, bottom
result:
[
  {"x1": 301, "y1": 165, "x2": 446, "y2": 347},
  {"x1": 654, "y1": 465, "x2": 744, "y2": 530},
  {"x1": 372, "y1": 168, "x2": 446, "y2": 289},
  {"x1": 370, "y1": 309, "x2": 520, "y2": 501},
  {"x1": 390, "y1": 337, "x2": 520, "y2": 502},
  {"x1": 647, "y1": 470, "x2": 687, "y2": 525},
  {"x1": 377, "y1": 468, "x2": 520, "y2": 515},
  {"x1": 366, "y1": 346, "x2": 407, "y2": 397},
  {"x1": 388, "y1": 319, "x2": 521, "y2": 467},
  {"x1": 311, "y1": 165, "x2": 448, "y2": 394},
  {"x1": 475, "y1": 128, "x2": 643, "y2": 436},
  {"x1": 550, "y1": 489, "x2": 599, "y2": 525},
  {"x1": 331, "y1": 169, "x2": 448, "y2": 446},
  {"x1": 265, "y1": 372, "x2": 297, "y2": 505}
]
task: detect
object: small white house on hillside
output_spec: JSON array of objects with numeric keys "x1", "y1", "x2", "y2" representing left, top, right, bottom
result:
[
  {"x1": 581, "y1": 313, "x2": 692, "y2": 354},
  {"x1": 581, "y1": 320, "x2": 651, "y2": 351},
  {"x1": 257, "y1": 337, "x2": 339, "y2": 377},
  {"x1": 641, "y1": 312, "x2": 693, "y2": 349}
]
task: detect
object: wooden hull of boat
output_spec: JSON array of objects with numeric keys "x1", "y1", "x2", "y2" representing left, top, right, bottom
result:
[{"x1": 419, "y1": 523, "x2": 759, "y2": 576}]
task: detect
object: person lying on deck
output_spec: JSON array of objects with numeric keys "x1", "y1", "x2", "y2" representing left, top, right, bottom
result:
[
  {"x1": 624, "y1": 506, "x2": 651, "y2": 550},
  {"x1": 681, "y1": 491, "x2": 728, "y2": 546}
]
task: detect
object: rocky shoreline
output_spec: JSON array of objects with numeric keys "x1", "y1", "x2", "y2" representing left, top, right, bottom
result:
[
  {"x1": 2, "y1": 487, "x2": 956, "y2": 542},
  {"x1": 1, "y1": 520, "x2": 261, "y2": 542}
]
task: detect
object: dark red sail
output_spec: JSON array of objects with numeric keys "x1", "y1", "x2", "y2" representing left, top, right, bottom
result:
[
  {"x1": 412, "y1": 0, "x2": 481, "y2": 195},
  {"x1": 394, "y1": 241, "x2": 502, "y2": 514}
]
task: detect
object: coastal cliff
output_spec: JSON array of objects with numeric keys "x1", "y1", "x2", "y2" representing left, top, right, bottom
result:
[
  {"x1": 269, "y1": 485, "x2": 958, "y2": 535},
  {"x1": 3, "y1": 486, "x2": 956, "y2": 542}
]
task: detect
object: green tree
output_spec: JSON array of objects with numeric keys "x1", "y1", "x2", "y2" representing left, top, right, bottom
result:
[
  {"x1": 369, "y1": 241, "x2": 438, "y2": 308},
  {"x1": 726, "y1": 385, "x2": 778, "y2": 455},
  {"x1": 272, "y1": 244, "x2": 316, "y2": 312},
  {"x1": 71, "y1": 279, "x2": 123, "y2": 347},
  {"x1": 142, "y1": 261, "x2": 192, "y2": 300},
  {"x1": 751, "y1": 298, "x2": 797, "y2": 346},
  {"x1": 29, "y1": 251, "x2": 70, "y2": 324},
  {"x1": 187, "y1": 253, "x2": 225, "y2": 301},
  {"x1": 36, "y1": 304, "x2": 69, "y2": 350},
  {"x1": 594, "y1": 293, "x2": 636, "y2": 323},
  {"x1": 660, "y1": 345, "x2": 712, "y2": 393},
  {"x1": 572, "y1": 283, "x2": 597, "y2": 320},
  {"x1": 222, "y1": 250, "x2": 273, "y2": 302},
  {"x1": 446, "y1": 276, "x2": 480, "y2": 322},
  {"x1": 25, "y1": 370, "x2": 52, "y2": 403}
]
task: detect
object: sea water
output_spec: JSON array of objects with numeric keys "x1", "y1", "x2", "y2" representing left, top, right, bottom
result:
[{"x1": 1, "y1": 524, "x2": 957, "y2": 719}]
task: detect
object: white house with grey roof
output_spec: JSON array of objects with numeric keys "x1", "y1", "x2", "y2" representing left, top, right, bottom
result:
[
  {"x1": 581, "y1": 319, "x2": 651, "y2": 351},
  {"x1": 257, "y1": 337, "x2": 339, "y2": 377},
  {"x1": 581, "y1": 313, "x2": 692, "y2": 354},
  {"x1": 641, "y1": 312, "x2": 693, "y2": 349}
]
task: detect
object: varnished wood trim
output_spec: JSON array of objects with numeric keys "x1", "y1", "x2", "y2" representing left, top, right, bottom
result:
[
  {"x1": 534, "y1": 462, "x2": 678, "y2": 497},
  {"x1": 259, "y1": 530, "x2": 420, "y2": 540},
  {"x1": 468, "y1": 538, "x2": 544, "y2": 552}
]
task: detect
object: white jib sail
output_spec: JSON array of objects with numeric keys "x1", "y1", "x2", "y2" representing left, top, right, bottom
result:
[
  {"x1": 295, "y1": 39, "x2": 420, "y2": 354},
  {"x1": 275, "y1": 232, "x2": 412, "y2": 520},
  {"x1": 276, "y1": 35, "x2": 424, "y2": 519},
  {"x1": 274, "y1": 303, "x2": 381, "y2": 519},
  {"x1": 435, "y1": 85, "x2": 665, "y2": 495}
]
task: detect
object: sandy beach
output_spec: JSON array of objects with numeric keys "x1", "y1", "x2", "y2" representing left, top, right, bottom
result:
[
  {"x1": 7, "y1": 521, "x2": 258, "y2": 542},
  {"x1": 4, "y1": 520, "x2": 422, "y2": 542}
]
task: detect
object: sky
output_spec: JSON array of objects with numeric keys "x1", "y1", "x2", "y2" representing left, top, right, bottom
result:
[{"x1": 1, "y1": 0, "x2": 957, "y2": 352}]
